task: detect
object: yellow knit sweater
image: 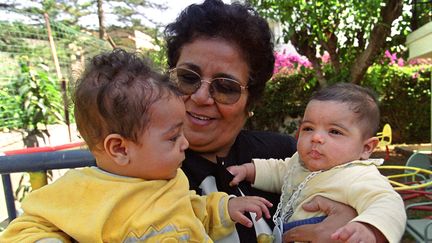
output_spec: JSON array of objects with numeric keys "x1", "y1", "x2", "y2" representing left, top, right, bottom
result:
[{"x1": 0, "y1": 168, "x2": 234, "y2": 243}]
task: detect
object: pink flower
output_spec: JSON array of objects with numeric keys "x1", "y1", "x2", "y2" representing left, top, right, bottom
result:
[
  {"x1": 272, "y1": 49, "x2": 316, "y2": 75},
  {"x1": 384, "y1": 50, "x2": 397, "y2": 64},
  {"x1": 321, "y1": 52, "x2": 330, "y2": 63}
]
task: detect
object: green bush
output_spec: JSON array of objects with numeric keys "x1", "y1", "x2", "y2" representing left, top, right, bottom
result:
[
  {"x1": 0, "y1": 56, "x2": 64, "y2": 146},
  {"x1": 246, "y1": 70, "x2": 318, "y2": 135},
  {"x1": 362, "y1": 64, "x2": 431, "y2": 143},
  {"x1": 248, "y1": 64, "x2": 431, "y2": 144}
]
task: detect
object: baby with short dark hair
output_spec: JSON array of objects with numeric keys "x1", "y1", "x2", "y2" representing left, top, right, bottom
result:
[
  {"x1": 229, "y1": 83, "x2": 406, "y2": 243},
  {"x1": 0, "y1": 49, "x2": 272, "y2": 243}
]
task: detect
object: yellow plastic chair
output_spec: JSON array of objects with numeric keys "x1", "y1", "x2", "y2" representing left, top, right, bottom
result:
[
  {"x1": 376, "y1": 124, "x2": 392, "y2": 160},
  {"x1": 376, "y1": 123, "x2": 392, "y2": 148}
]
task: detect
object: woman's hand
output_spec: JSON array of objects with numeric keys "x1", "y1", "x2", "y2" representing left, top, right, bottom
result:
[{"x1": 283, "y1": 195, "x2": 357, "y2": 243}]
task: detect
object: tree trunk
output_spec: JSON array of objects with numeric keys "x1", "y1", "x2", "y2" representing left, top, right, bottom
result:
[
  {"x1": 291, "y1": 30, "x2": 328, "y2": 87},
  {"x1": 97, "y1": 0, "x2": 106, "y2": 40},
  {"x1": 411, "y1": 0, "x2": 418, "y2": 31},
  {"x1": 23, "y1": 132, "x2": 39, "y2": 148},
  {"x1": 350, "y1": 0, "x2": 403, "y2": 84},
  {"x1": 321, "y1": 32, "x2": 341, "y2": 74}
]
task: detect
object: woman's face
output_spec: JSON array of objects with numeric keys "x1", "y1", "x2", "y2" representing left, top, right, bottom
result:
[{"x1": 175, "y1": 37, "x2": 250, "y2": 160}]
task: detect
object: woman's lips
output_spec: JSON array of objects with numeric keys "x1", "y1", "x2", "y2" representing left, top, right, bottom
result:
[{"x1": 187, "y1": 111, "x2": 214, "y2": 126}]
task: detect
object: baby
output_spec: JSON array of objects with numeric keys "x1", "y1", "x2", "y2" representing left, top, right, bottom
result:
[
  {"x1": 0, "y1": 49, "x2": 272, "y2": 242},
  {"x1": 228, "y1": 83, "x2": 406, "y2": 243}
]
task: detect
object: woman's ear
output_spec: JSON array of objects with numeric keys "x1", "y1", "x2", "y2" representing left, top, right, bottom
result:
[
  {"x1": 104, "y1": 134, "x2": 130, "y2": 166},
  {"x1": 360, "y1": 137, "x2": 379, "y2": 160}
]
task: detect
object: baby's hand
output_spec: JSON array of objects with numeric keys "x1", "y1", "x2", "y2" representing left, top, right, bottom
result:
[
  {"x1": 227, "y1": 163, "x2": 254, "y2": 186},
  {"x1": 228, "y1": 196, "x2": 273, "y2": 228},
  {"x1": 331, "y1": 221, "x2": 377, "y2": 243}
]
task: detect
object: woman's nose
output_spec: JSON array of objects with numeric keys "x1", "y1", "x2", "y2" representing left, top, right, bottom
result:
[{"x1": 190, "y1": 80, "x2": 214, "y2": 105}]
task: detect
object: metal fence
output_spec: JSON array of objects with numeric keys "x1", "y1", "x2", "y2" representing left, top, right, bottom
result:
[{"x1": 0, "y1": 12, "x2": 112, "y2": 130}]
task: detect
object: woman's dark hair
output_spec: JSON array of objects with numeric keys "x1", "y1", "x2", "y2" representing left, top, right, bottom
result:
[
  {"x1": 164, "y1": 0, "x2": 274, "y2": 110},
  {"x1": 310, "y1": 82, "x2": 380, "y2": 138},
  {"x1": 73, "y1": 48, "x2": 178, "y2": 150}
]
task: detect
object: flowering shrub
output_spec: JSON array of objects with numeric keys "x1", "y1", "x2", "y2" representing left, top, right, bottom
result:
[
  {"x1": 384, "y1": 49, "x2": 432, "y2": 67},
  {"x1": 362, "y1": 63, "x2": 431, "y2": 143},
  {"x1": 273, "y1": 49, "x2": 311, "y2": 75},
  {"x1": 383, "y1": 49, "x2": 432, "y2": 83},
  {"x1": 246, "y1": 71, "x2": 317, "y2": 135},
  {"x1": 251, "y1": 49, "x2": 431, "y2": 143},
  {"x1": 384, "y1": 50, "x2": 405, "y2": 67}
]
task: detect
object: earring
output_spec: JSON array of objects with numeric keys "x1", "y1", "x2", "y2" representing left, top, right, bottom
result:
[{"x1": 248, "y1": 111, "x2": 254, "y2": 118}]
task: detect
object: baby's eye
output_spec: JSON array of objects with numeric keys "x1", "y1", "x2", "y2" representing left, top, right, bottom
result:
[
  {"x1": 169, "y1": 134, "x2": 180, "y2": 142},
  {"x1": 329, "y1": 129, "x2": 343, "y2": 135},
  {"x1": 301, "y1": 126, "x2": 313, "y2": 132}
]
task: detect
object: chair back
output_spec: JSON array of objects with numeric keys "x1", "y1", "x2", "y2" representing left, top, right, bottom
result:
[
  {"x1": 405, "y1": 152, "x2": 432, "y2": 183},
  {"x1": 376, "y1": 123, "x2": 392, "y2": 148},
  {"x1": 406, "y1": 152, "x2": 432, "y2": 171},
  {"x1": 405, "y1": 201, "x2": 432, "y2": 242}
]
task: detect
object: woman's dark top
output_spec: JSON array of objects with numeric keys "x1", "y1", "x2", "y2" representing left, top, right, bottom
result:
[{"x1": 181, "y1": 130, "x2": 297, "y2": 243}]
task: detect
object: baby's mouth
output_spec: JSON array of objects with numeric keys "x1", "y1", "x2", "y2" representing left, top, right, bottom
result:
[{"x1": 309, "y1": 150, "x2": 322, "y2": 159}]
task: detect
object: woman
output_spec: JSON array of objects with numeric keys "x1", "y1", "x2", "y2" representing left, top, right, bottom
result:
[{"x1": 164, "y1": 0, "x2": 383, "y2": 242}]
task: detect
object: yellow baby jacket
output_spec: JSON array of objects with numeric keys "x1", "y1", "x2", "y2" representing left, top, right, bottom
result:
[{"x1": 0, "y1": 168, "x2": 234, "y2": 242}]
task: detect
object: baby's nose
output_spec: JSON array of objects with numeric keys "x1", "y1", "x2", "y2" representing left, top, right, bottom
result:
[{"x1": 311, "y1": 132, "x2": 324, "y2": 143}]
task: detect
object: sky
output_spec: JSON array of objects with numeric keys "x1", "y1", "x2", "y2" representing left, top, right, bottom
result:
[
  {"x1": 0, "y1": 0, "x2": 220, "y2": 29},
  {"x1": 72, "y1": 0, "x2": 208, "y2": 29},
  {"x1": 150, "y1": 0, "x2": 204, "y2": 25},
  {"x1": 140, "y1": 0, "x2": 231, "y2": 28},
  {"x1": 0, "y1": 0, "x2": 289, "y2": 52}
]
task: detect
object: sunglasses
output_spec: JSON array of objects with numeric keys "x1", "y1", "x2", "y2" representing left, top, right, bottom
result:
[{"x1": 169, "y1": 67, "x2": 247, "y2": 105}]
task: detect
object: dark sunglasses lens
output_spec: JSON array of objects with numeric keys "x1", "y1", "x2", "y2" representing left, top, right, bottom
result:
[
  {"x1": 211, "y1": 78, "x2": 242, "y2": 104},
  {"x1": 175, "y1": 69, "x2": 201, "y2": 95}
]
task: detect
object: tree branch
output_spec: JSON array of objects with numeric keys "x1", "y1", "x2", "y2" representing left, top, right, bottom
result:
[
  {"x1": 321, "y1": 31, "x2": 341, "y2": 73},
  {"x1": 291, "y1": 30, "x2": 327, "y2": 87},
  {"x1": 350, "y1": 0, "x2": 403, "y2": 84}
]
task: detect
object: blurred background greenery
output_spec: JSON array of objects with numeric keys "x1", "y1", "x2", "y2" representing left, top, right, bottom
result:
[{"x1": 0, "y1": 0, "x2": 430, "y2": 146}]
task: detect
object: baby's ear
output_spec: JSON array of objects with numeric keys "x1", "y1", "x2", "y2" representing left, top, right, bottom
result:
[
  {"x1": 360, "y1": 137, "x2": 379, "y2": 160},
  {"x1": 104, "y1": 134, "x2": 130, "y2": 166}
]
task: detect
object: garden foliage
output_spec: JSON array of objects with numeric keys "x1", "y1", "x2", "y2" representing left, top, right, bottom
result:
[
  {"x1": 248, "y1": 0, "x2": 406, "y2": 86},
  {"x1": 363, "y1": 63, "x2": 431, "y2": 143},
  {"x1": 0, "y1": 19, "x2": 111, "y2": 144},
  {"x1": 0, "y1": 56, "x2": 64, "y2": 147},
  {"x1": 247, "y1": 50, "x2": 431, "y2": 144}
]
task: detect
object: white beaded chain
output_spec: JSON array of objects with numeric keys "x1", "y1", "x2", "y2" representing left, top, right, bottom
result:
[
  {"x1": 272, "y1": 158, "x2": 384, "y2": 229},
  {"x1": 272, "y1": 164, "x2": 323, "y2": 228}
]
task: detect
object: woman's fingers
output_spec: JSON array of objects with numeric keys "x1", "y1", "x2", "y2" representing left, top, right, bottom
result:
[{"x1": 284, "y1": 195, "x2": 357, "y2": 242}]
